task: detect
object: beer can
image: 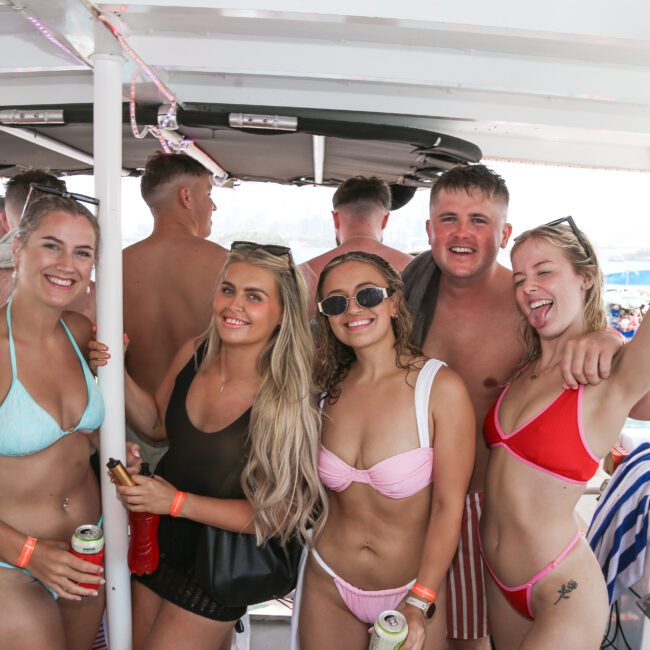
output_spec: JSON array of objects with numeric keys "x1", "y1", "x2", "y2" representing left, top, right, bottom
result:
[
  {"x1": 69, "y1": 524, "x2": 104, "y2": 589},
  {"x1": 369, "y1": 610, "x2": 408, "y2": 650}
]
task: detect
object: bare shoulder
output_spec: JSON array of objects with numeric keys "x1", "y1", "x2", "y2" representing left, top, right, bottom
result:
[
  {"x1": 170, "y1": 335, "x2": 207, "y2": 374},
  {"x1": 429, "y1": 364, "x2": 470, "y2": 399},
  {"x1": 61, "y1": 311, "x2": 94, "y2": 349},
  {"x1": 124, "y1": 235, "x2": 227, "y2": 263}
]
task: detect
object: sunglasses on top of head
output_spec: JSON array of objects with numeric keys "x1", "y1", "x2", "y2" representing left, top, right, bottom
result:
[
  {"x1": 541, "y1": 216, "x2": 591, "y2": 260},
  {"x1": 318, "y1": 286, "x2": 393, "y2": 317},
  {"x1": 230, "y1": 240, "x2": 296, "y2": 276},
  {"x1": 20, "y1": 183, "x2": 100, "y2": 222}
]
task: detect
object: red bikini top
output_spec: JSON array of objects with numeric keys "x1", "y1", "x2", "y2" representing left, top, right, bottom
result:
[{"x1": 483, "y1": 384, "x2": 599, "y2": 484}]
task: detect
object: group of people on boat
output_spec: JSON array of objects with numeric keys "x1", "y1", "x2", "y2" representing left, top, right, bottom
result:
[{"x1": 1, "y1": 160, "x2": 649, "y2": 650}]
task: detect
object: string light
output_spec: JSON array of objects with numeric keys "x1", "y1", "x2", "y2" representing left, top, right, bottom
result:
[{"x1": 21, "y1": 12, "x2": 87, "y2": 67}]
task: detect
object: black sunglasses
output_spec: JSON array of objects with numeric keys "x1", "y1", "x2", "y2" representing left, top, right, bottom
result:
[
  {"x1": 318, "y1": 286, "x2": 392, "y2": 317},
  {"x1": 20, "y1": 183, "x2": 100, "y2": 222},
  {"x1": 542, "y1": 216, "x2": 590, "y2": 259}
]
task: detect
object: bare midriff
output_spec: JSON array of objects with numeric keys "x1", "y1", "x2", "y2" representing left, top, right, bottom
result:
[
  {"x1": 316, "y1": 483, "x2": 431, "y2": 590},
  {"x1": 0, "y1": 433, "x2": 100, "y2": 548}
]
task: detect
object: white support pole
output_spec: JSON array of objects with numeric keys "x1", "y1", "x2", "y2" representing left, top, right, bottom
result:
[
  {"x1": 312, "y1": 135, "x2": 325, "y2": 185},
  {"x1": 93, "y1": 21, "x2": 132, "y2": 650}
]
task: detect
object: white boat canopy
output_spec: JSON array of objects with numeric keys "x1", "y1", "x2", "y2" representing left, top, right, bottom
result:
[{"x1": 1, "y1": 0, "x2": 650, "y2": 172}]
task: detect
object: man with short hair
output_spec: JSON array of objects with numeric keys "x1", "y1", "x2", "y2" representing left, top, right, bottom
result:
[
  {"x1": 403, "y1": 164, "x2": 634, "y2": 649},
  {"x1": 123, "y1": 152, "x2": 228, "y2": 463},
  {"x1": 0, "y1": 170, "x2": 75, "y2": 307},
  {"x1": 299, "y1": 176, "x2": 413, "y2": 314}
]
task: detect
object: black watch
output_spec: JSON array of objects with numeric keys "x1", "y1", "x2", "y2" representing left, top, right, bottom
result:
[{"x1": 405, "y1": 595, "x2": 436, "y2": 619}]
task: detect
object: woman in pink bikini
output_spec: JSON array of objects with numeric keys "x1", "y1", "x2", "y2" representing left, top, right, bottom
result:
[
  {"x1": 481, "y1": 217, "x2": 650, "y2": 649},
  {"x1": 293, "y1": 252, "x2": 475, "y2": 650}
]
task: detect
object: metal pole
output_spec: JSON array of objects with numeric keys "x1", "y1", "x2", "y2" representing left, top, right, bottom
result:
[{"x1": 93, "y1": 20, "x2": 132, "y2": 650}]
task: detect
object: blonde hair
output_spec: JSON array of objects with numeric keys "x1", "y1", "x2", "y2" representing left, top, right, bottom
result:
[
  {"x1": 201, "y1": 247, "x2": 327, "y2": 544},
  {"x1": 510, "y1": 223, "x2": 606, "y2": 380},
  {"x1": 314, "y1": 251, "x2": 421, "y2": 401}
]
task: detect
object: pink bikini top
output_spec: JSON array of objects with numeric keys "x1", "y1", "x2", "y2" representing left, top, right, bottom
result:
[{"x1": 318, "y1": 359, "x2": 445, "y2": 499}]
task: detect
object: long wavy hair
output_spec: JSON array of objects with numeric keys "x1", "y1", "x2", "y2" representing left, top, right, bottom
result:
[
  {"x1": 200, "y1": 247, "x2": 327, "y2": 544},
  {"x1": 314, "y1": 251, "x2": 421, "y2": 401},
  {"x1": 510, "y1": 223, "x2": 606, "y2": 380}
]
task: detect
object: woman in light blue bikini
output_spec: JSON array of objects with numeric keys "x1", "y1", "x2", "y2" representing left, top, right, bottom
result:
[{"x1": 0, "y1": 195, "x2": 106, "y2": 649}]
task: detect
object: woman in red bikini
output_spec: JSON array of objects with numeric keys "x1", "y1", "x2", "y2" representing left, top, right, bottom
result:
[{"x1": 481, "y1": 217, "x2": 650, "y2": 649}]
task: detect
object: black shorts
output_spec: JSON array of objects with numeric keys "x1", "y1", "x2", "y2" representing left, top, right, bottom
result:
[{"x1": 134, "y1": 552, "x2": 246, "y2": 622}]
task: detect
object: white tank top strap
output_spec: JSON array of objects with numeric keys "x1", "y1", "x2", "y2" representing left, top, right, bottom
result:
[{"x1": 414, "y1": 358, "x2": 446, "y2": 448}]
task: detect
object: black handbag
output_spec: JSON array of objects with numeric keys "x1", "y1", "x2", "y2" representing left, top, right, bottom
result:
[{"x1": 195, "y1": 525, "x2": 304, "y2": 607}]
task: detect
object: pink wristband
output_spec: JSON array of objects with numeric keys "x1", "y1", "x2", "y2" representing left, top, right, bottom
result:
[
  {"x1": 16, "y1": 536, "x2": 37, "y2": 568},
  {"x1": 412, "y1": 582, "x2": 437, "y2": 602},
  {"x1": 169, "y1": 491, "x2": 187, "y2": 517}
]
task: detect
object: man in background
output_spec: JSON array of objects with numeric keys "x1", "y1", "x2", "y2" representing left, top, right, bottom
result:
[
  {"x1": 123, "y1": 152, "x2": 228, "y2": 464},
  {"x1": 299, "y1": 176, "x2": 413, "y2": 314}
]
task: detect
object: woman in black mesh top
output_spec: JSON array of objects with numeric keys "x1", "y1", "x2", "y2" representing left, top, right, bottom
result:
[{"x1": 92, "y1": 243, "x2": 325, "y2": 650}]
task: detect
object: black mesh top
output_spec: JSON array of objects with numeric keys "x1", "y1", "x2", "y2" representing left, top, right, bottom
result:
[{"x1": 155, "y1": 340, "x2": 251, "y2": 565}]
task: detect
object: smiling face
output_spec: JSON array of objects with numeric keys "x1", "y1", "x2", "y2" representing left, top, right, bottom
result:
[
  {"x1": 213, "y1": 261, "x2": 283, "y2": 347},
  {"x1": 13, "y1": 210, "x2": 96, "y2": 308},
  {"x1": 427, "y1": 188, "x2": 511, "y2": 281},
  {"x1": 319, "y1": 260, "x2": 396, "y2": 350},
  {"x1": 511, "y1": 237, "x2": 593, "y2": 338}
]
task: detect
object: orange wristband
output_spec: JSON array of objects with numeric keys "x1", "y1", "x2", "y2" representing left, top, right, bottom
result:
[
  {"x1": 169, "y1": 491, "x2": 187, "y2": 517},
  {"x1": 412, "y1": 582, "x2": 437, "y2": 602},
  {"x1": 16, "y1": 536, "x2": 37, "y2": 568},
  {"x1": 605, "y1": 327, "x2": 627, "y2": 344}
]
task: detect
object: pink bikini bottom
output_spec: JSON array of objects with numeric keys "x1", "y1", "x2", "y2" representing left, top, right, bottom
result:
[
  {"x1": 479, "y1": 531, "x2": 583, "y2": 620},
  {"x1": 311, "y1": 548, "x2": 415, "y2": 624}
]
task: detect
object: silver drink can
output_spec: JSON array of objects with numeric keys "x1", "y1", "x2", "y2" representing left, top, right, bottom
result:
[{"x1": 369, "y1": 609, "x2": 408, "y2": 650}]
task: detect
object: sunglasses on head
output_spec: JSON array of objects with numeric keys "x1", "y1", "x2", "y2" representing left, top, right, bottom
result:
[
  {"x1": 20, "y1": 183, "x2": 100, "y2": 222},
  {"x1": 230, "y1": 240, "x2": 296, "y2": 277},
  {"x1": 318, "y1": 286, "x2": 392, "y2": 317},
  {"x1": 542, "y1": 216, "x2": 590, "y2": 260}
]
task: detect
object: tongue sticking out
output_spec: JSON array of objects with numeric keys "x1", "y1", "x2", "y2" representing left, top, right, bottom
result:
[{"x1": 528, "y1": 304, "x2": 552, "y2": 329}]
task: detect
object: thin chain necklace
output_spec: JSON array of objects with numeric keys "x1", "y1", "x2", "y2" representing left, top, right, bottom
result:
[{"x1": 530, "y1": 360, "x2": 560, "y2": 380}]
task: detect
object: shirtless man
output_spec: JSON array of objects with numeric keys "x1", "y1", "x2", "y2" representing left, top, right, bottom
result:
[
  {"x1": 123, "y1": 152, "x2": 228, "y2": 464},
  {"x1": 402, "y1": 164, "x2": 638, "y2": 649},
  {"x1": 0, "y1": 171, "x2": 96, "y2": 316},
  {"x1": 299, "y1": 176, "x2": 413, "y2": 315}
]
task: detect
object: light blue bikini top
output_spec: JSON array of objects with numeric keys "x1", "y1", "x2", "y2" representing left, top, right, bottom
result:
[{"x1": 0, "y1": 300, "x2": 105, "y2": 456}]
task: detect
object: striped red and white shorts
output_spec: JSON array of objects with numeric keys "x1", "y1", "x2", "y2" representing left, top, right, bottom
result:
[{"x1": 446, "y1": 492, "x2": 489, "y2": 640}]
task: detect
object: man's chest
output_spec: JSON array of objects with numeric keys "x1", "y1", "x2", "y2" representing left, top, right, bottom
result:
[{"x1": 422, "y1": 306, "x2": 522, "y2": 402}]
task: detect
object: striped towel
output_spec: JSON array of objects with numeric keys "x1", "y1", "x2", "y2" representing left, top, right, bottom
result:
[
  {"x1": 92, "y1": 615, "x2": 108, "y2": 650},
  {"x1": 587, "y1": 442, "x2": 650, "y2": 604}
]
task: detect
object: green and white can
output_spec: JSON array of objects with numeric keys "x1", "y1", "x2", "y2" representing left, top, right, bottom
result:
[{"x1": 369, "y1": 609, "x2": 408, "y2": 650}]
